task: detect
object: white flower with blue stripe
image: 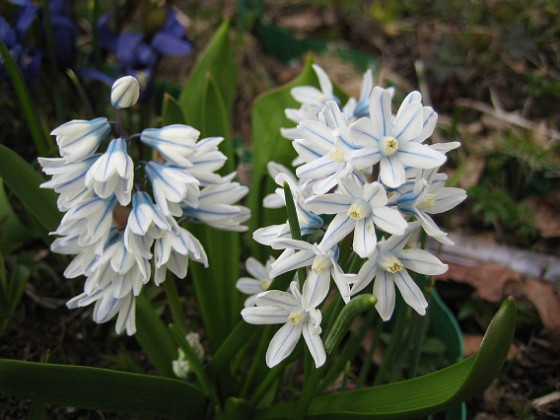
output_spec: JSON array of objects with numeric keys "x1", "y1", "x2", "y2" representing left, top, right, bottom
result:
[
  {"x1": 241, "y1": 280, "x2": 326, "y2": 368},
  {"x1": 305, "y1": 174, "x2": 408, "y2": 258},
  {"x1": 85, "y1": 137, "x2": 134, "y2": 205},
  {"x1": 349, "y1": 223, "x2": 448, "y2": 320},
  {"x1": 51, "y1": 117, "x2": 110, "y2": 163},
  {"x1": 350, "y1": 87, "x2": 447, "y2": 188}
]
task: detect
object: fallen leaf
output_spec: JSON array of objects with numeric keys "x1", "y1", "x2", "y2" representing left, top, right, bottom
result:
[
  {"x1": 463, "y1": 333, "x2": 484, "y2": 357},
  {"x1": 457, "y1": 154, "x2": 485, "y2": 189},
  {"x1": 440, "y1": 263, "x2": 521, "y2": 301},
  {"x1": 522, "y1": 278, "x2": 560, "y2": 332},
  {"x1": 524, "y1": 190, "x2": 560, "y2": 239}
]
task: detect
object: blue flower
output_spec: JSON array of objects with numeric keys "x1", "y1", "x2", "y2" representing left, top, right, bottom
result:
[{"x1": 97, "y1": 7, "x2": 192, "y2": 99}]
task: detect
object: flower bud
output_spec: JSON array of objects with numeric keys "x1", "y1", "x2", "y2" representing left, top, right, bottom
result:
[{"x1": 111, "y1": 76, "x2": 140, "y2": 109}]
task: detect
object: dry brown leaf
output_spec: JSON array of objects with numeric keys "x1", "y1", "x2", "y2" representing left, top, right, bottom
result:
[
  {"x1": 463, "y1": 333, "x2": 484, "y2": 357},
  {"x1": 457, "y1": 154, "x2": 485, "y2": 189},
  {"x1": 522, "y1": 279, "x2": 560, "y2": 332},
  {"x1": 524, "y1": 191, "x2": 560, "y2": 239},
  {"x1": 441, "y1": 263, "x2": 521, "y2": 301},
  {"x1": 441, "y1": 262, "x2": 560, "y2": 332}
]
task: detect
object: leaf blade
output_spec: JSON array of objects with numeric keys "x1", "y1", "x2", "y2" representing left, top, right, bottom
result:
[{"x1": 0, "y1": 359, "x2": 207, "y2": 419}]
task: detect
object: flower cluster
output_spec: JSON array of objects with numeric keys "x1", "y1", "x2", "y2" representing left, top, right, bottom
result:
[
  {"x1": 241, "y1": 65, "x2": 466, "y2": 368},
  {"x1": 40, "y1": 76, "x2": 249, "y2": 335}
]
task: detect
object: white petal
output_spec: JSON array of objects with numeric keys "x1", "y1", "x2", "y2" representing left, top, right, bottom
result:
[
  {"x1": 369, "y1": 87, "x2": 393, "y2": 138},
  {"x1": 417, "y1": 106, "x2": 438, "y2": 143},
  {"x1": 302, "y1": 271, "x2": 330, "y2": 309},
  {"x1": 371, "y1": 206, "x2": 407, "y2": 235},
  {"x1": 245, "y1": 257, "x2": 267, "y2": 279},
  {"x1": 236, "y1": 278, "x2": 265, "y2": 295},
  {"x1": 353, "y1": 218, "x2": 376, "y2": 258},
  {"x1": 398, "y1": 141, "x2": 446, "y2": 169},
  {"x1": 266, "y1": 322, "x2": 303, "y2": 367},
  {"x1": 292, "y1": 86, "x2": 323, "y2": 104},
  {"x1": 321, "y1": 213, "x2": 355, "y2": 249},
  {"x1": 296, "y1": 155, "x2": 340, "y2": 180},
  {"x1": 394, "y1": 102, "x2": 423, "y2": 142},
  {"x1": 302, "y1": 317, "x2": 326, "y2": 367},
  {"x1": 349, "y1": 256, "x2": 378, "y2": 296},
  {"x1": 392, "y1": 269, "x2": 428, "y2": 316},
  {"x1": 424, "y1": 187, "x2": 467, "y2": 214},
  {"x1": 373, "y1": 270, "x2": 396, "y2": 321},
  {"x1": 379, "y1": 156, "x2": 406, "y2": 189},
  {"x1": 256, "y1": 290, "x2": 299, "y2": 310},
  {"x1": 241, "y1": 306, "x2": 291, "y2": 325},
  {"x1": 313, "y1": 64, "x2": 333, "y2": 97},
  {"x1": 399, "y1": 248, "x2": 448, "y2": 275},
  {"x1": 304, "y1": 194, "x2": 352, "y2": 215},
  {"x1": 269, "y1": 250, "x2": 315, "y2": 278}
]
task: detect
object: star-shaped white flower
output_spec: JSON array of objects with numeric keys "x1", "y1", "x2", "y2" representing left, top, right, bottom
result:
[
  {"x1": 350, "y1": 87, "x2": 446, "y2": 188},
  {"x1": 236, "y1": 257, "x2": 276, "y2": 307},
  {"x1": 305, "y1": 175, "x2": 408, "y2": 257},
  {"x1": 350, "y1": 223, "x2": 448, "y2": 320},
  {"x1": 241, "y1": 280, "x2": 326, "y2": 368},
  {"x1": 393, "y1": 170, "x2": 466, "y2": 244}
]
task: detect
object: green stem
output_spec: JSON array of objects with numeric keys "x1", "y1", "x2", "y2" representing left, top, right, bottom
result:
[
  {"x1": 355, "y1": 315, "x2": 383, "y2": 387},
  {"x1": 373, "y1": 302, "x2": 409, "y2": 386},
  {"x1": 250, "y1": 364, "x2": 284, "y2": 407},
  {"x1": 319, "y1": 309, "x2": 375, "y2": 393},
  {"x1": 163, "y1": 276, "x2": 187, "y2": 335},
  {"x1": 294, "y1": 295, "x2": 376, "y2": 419},
  {"x1": 283, "y1": 182, "x2": 306, "y2": 286},
  {"x1": 408, "y1": 276, "x2": 435, "y2": 378},
  {"x1": 240, "y1": 326, "x2": 272, "y2": 399}
]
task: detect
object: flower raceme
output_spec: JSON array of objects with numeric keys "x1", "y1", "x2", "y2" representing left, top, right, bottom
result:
[
  {"x1": 40, "y1": 76, "x2": 249, "y2": 334},
  {"x1": 240, "y1": 64, "x2": 466, "y2": 369}
]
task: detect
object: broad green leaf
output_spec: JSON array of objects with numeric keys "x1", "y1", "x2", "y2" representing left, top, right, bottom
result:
[
  {"x1": 0, "y1": 145, "x2": 60, "y2": 233},
  {"x1": 0, "y1": 178, "x2": 34, "y2": 253},
  {"x1": 179, "y1": 20, "x2": 236, "y2": 123},
  {"x1": 0, "y1": 42, "x2": 52, "y2": 156},
  {"x1": 430, "y1": 289, "x2": 463, "y2": 363},
  {"x1": 0, "y1": 359, "x2": 207, "y2": 419},
  {"x1": 253, "y1": 297, "x2": 517, "y2": 419},
  {"x1": 162, "y1": 93, "x2": 187, "y2": 126},
  {"x1": 135, "y1": 295, "x2": 177, "y2": 377},
  {"x1": 247, "y1": 56, "x2": 316, "y2": 255},
  {"x1": 186, "y1": 74, "x2": 240, "y2": 352}
]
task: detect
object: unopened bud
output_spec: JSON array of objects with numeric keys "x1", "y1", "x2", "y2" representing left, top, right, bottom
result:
[{"x1": 111, "y1": 76, "x2": 140, "y2": 109}]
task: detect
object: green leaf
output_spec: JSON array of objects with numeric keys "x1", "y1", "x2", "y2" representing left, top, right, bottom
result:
[
  {"x1": 253, "y1": 297, "x2": 517, "y2": 419},
  {"x1": 179, "y1": 20, "x2": 236, "y2": 123},
  {"x1": 186, "y1": 79, "x2": 240, "y2": 351},
  {"x1": 0, "y1": 178, "x2": 34, "y2": 253},
  {"x1": 0, "y1": 42, "x2": 52, "y2": 156},
  {"x1": 135, "y1": 295, "x2": 177, "y2": 377},
  {"x1": 162, "y1": 93, "x2": 187, "y2": 126},
  {"x1": 0, "y1": 145, "x2": 60, "y2": 233},
  {"x1": 247, "y1": 56, "x2": 316, "y2": 256},
  {"x1": 0, "y1": 359, "x2": 207, "y2": 419}
]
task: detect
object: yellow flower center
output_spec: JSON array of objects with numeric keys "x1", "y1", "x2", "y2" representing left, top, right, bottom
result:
[
  {"x1": 330, "y1": 148, "x2": 345, "y2": 163},
  {"x1": 260, "y1": 279, "x2": 271, "y2": 290},
  {"x1": 312, "y1": 255, "x2": 331, "y2": 274},
  {"x1": 381, "y1": 136, "x2": 399, "y2": 156},
  {"x1": 288, "y1": 308, "x2": 306, "y2": 325},
  {"x1": 419, "y1": 193, "x2": 436, "y2": 210},
  {"x1": 347, "y1": 199, "x2": 371, "y2": 220},
  {"x1": 381, "y1": 254, "x2": 404, "y2": 273}
]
